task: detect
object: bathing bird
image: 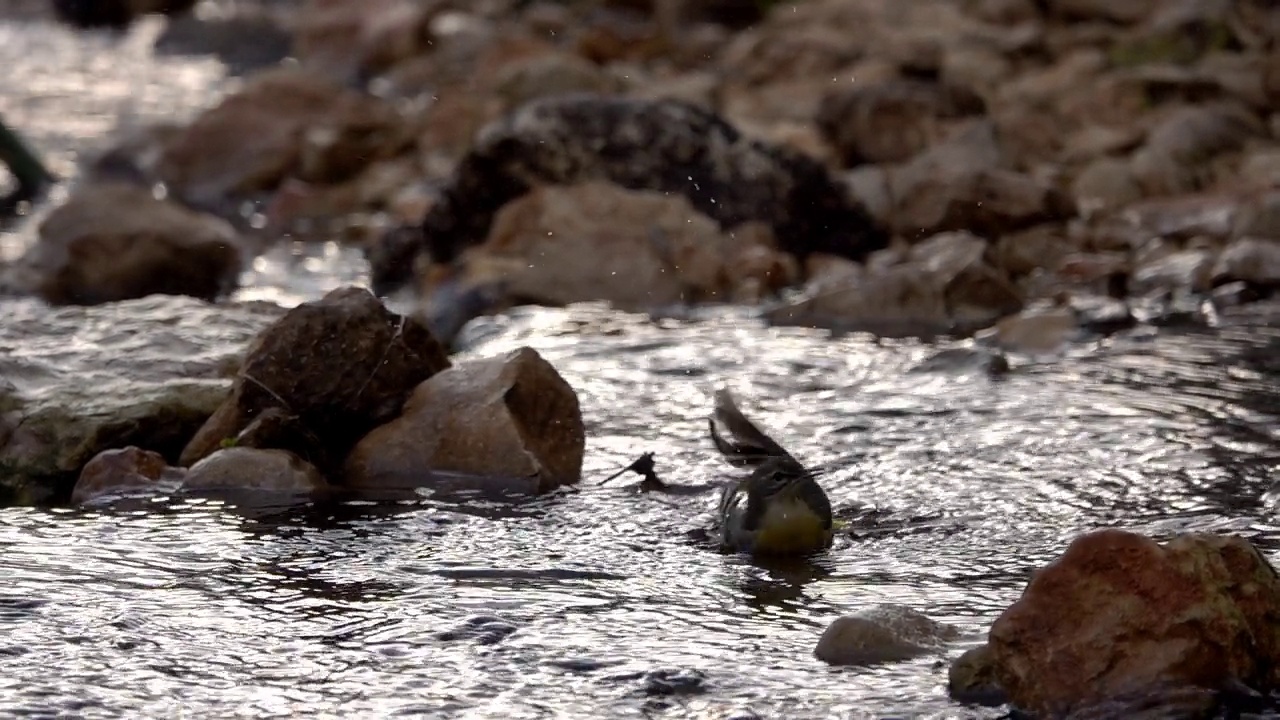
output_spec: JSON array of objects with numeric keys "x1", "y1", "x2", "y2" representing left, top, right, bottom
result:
[{"x1": 709, "y1": 390, "x2": 834, "y2": 557}]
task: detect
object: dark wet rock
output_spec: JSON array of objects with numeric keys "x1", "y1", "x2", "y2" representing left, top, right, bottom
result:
[
  {"x1": 0, "y1": 295, "x2": 284, "y2": 506},
  {"x1": 910, "y1": 348, "x2": 1011, "y2": 376},
  {"x1": 155, "y1": 67, "x2": 408, "y2": 210},
  {"x1": 641, "y1": 668, "x2": 707, "y2": 696},
  {"x1": 948, "y1": 643, "x2": 1008, "y2": 707},
  {"x1": 345, "y1": 346, "x2": 585, "y2": 494},
  {"x1": 182, "y1": 447, "x2": 328, "y2": 495},
  {"x1": 1070, "y1": 294, "x2": 1138, "y2": 334},
  {"x1": 180, "y1": 287, "x2": 451, "y2": 474},
  {"x1": 437, "y1": 181, "x2": 798, "y2": 312},
  {"x1": 995, "y1": 224, "x2": 1075, "y2": 278},
  {"x1": 815, "y1": 79, "x2": 986, "y2": 166},
  {"x1": 13, "y1": 183, "x2": 245, "y2": 306},
  {"x1": 229, "y1": 407, "x2": 331, "y2": 476},
  {"x1": 51, "y1": 0, "x2": 197, "y2": 28},
  {"x1": 71, "y1": 446, "x2": 184, "y2": 506},
  {"x1": 367, "y1": 94, "x2": 888, "y2": 294},
  {"x1": 987, "y1": 529, "x2": 1280, "y2": 716},
  {"x1": 435, "y1": 615, "x2": 518, "y2": 645},
  {"x1": 814, "y1": 605, "x2": 962, "y2": 666}
]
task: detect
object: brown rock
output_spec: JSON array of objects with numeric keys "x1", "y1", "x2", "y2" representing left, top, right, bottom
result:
[
  {"x1": 369, "y1": 95, "x2": 888, "y2": 294},
  {"x1": 1046, "y1": 0, "x2": 1158, "y2": 23},
  {"x1": 815, "y1": 79, "x2": 986, "y2": 166},
  {"x1": 1130, "y1": 104, "x2": 1265, "y2": 197},
  {"x1": 492, "y1": 52, "x2": 622, "y2": 112},
  {"x1": 1233, "y1": 191, "x2": 1280, "y2": 240},
  {"x1": 21, "y1": 183, "x2": 243, "y2": 306},
  {"x1": 181, "y1": 287, "x2": 451, "y2": 471},
  {"x1": 948, "y1": 643, "x2": 1008, "y2": 706},
  {"x1": 992, "y1": 306, "x2": 1079, "y2": 353},
  {"x1": 71, "y1": 446, "x2": 184, "y2": 505},
  {"x1": 345, "y1": 346, "x2": 585, "y2": 494},
  {"x1": 157, "y1": 67, "x2": 405, "y2": 207},
  {"x1": 989, "y1": 529, "x2": 1280, "y2": 716},
  {"x1": 457, "y1": 181, "x2": 796, "y2": 310},
  {"x1": 293, "y1": 0, "x2": 437, "y2": 83},
  {"x1": 996, "y1": 224, "x2": 1073, "y2": 277},
  {"x1": 893, "y1": 162, "x2": 1073, "y2": 239},
  {"x1": 1071, "y1": 158, "x2": 1143, "y2": 216},
  {"x1": 769, "y1": 231, "x2": 1022, "y2": 335},
  {"x1": 815, "y1": 605, "x2": 961, "y2": 666},
  {"x1": 183, "y1": 447, "x2": 327, "y2": 494},
  {"x1": 1212, "y1": 237, "x2": 1280, "y2": 287}
]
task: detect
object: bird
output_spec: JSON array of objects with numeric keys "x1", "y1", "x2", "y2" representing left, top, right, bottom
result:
[{"x1": 708, "y1": 389, "x2": 834, "y2": 557}]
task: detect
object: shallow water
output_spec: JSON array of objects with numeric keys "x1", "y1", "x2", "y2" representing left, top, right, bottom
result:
[{"x1": 5, "y1": 9, "x2": 1280, "y2": 720}]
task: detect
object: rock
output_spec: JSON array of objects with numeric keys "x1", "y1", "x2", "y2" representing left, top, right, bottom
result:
[
  {"x1": 180, "y1": 287, "x2": 451, "y2": 472},
  {"x1": 948, "y1": 644, "x2": 1008, "y2": 707},
  {"x1": 1121, "y1": 193, "x2": 1240, "y2": 242},
  {"x1": 293, "y1": 0, "x2": 438, "y2": 84},
  {"x1": 768, "y1": 231, "x2": 1022, "y2": 336},
  {"x1": 887, "y1": 120, "x2": 1073, "y2": 238},
  {"x1": 368, "y1": 94, "x2": 888, "y2": 294},
  {"x1": 1131, "y1": 248, "x2": 1216, "y2": 295},
  {"x1": 814, "y1": 604, "x2": 962, "y2": 666},
  {"x1": 182, "y1": 447, "x2": 327, "y2": 495},
  {"x1": 492, "y1": 52, "x2": 623, "y2": 111},
  {"x1": 450, "y1": 181, "x2": 798, "y2": 311},
  {"x1": 815, "y1": 79, "x2": 985, "y2": 166},
  {"x1": 9, "y1": 183, "x2": 244, "y2": 306},
  {"x1": 1212, "y1": 238, "x2": 1280, "y2": 287},
  {"x1": 995, "y1": 224, "x2": 1074, "y2": 277},
  {"x1": 156, "y1": 67, "x2": 406, "y2": 209},
  {"x1": 991, "y1": 306, "x2": 1079, "y2": 353},
  {"x1": 1046, "y1": 0, "x2": 1158, "y2": 23},
  {"x1": 1071, "y1": 157, "x2": 1144, "y2": 216},
  {"x1": 1233, "y1": 191, "x2": 1280, "y2": 240},
  {"x1": 1129, "y1": 104, "x2": 1265, "y2": 197},
  {"x1": 988, "y1": 529, "x2": 1280, "y2": 716},
  {"x1": 345, "y1": 346, "x2": 585, "y2": 494},
  {"x1": 0, "y1": 295, "x2": 285, "y2": 506},
  {"x1": 70, "y1": 446, "x2": 185, "y2": 505}
]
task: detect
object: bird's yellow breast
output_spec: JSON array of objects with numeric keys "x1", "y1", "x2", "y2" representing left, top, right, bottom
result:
[{"x1": 752, "y1": 496, "x2": 832, "y2": 555}]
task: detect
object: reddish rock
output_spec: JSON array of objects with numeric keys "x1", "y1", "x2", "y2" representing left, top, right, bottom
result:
[
  {"x1": 815, "y1": 79, "x2": 986, "y2": 166},
  {"x1": 989, "y1": 529, "x2": 1280, "y2": 716},
  {"x1": 345, "y1": 347, "x2": 585, "y2": 494},
  {"x1": 71, "y1": 446, "x2": 184, "y2": 505}
]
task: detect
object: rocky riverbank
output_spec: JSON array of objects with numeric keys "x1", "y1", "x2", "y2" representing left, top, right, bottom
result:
[{"x1": 4, "y1": 0, "x2": 1278, "y2": 347}]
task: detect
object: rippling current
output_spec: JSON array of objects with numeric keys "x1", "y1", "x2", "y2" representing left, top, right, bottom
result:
[{"x1": 5, "y1": 8, "x2": 1280, "y2": 720}]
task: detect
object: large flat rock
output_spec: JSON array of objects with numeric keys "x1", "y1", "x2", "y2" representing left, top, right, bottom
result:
[{"x1": 0, "y1": 294, "x2": 285, "y2": 505}]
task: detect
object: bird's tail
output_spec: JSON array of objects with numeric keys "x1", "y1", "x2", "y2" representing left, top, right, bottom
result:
[{"x1": 708, "y1": 389, "x2": 803, "y2": 471}]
